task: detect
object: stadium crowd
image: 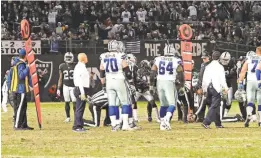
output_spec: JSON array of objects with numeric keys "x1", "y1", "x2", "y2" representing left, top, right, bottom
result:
[{"x1": 1, "y1": 1, "x2": 261, "y2": 46}]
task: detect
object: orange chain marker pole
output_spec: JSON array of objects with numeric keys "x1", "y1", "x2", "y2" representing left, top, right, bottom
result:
[
  {"x1": 179, "y1": 24, "x2": 194, "y2": 122},
  {"x1": 21, "y1": 19, "x2": 42, "y2": 129}
]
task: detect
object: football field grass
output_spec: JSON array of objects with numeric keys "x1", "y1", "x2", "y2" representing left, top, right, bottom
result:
[{"x1": 1, "y1": 101, "x2": 261, "y2": 158}]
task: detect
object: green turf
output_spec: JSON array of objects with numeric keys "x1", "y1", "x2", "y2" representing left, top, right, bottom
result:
[{"x1": 1, "y1": 101, "x2": 261, "y2": 158}]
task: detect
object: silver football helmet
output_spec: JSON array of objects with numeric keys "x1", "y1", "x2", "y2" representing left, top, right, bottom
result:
[
  {"x1": 117, "y1": 41, "x2": 126, "y2": 53},
  {"x1": 246, "y1": 51, "x2": 256, "y2": 59},
  {"x1": 64, "y1": 52, "x2": 74, "y2": 63},
  {"x1": 108, "y1": 40, "x2": 119, "y2": 52},
  {"x1": 164, "y1": 44, "x2": 176, "y2": 56},
  {"x1": 234, "y1": 89, "x2": 246, "y2": 103},
  {"x1": 220, "y1": 51, "x2": 231, "y2": 65}
]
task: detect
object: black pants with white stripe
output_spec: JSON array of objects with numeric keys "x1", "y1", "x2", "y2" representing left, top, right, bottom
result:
[{"x1": 13, "y1": 93, "x2": 28, "y2": 128}]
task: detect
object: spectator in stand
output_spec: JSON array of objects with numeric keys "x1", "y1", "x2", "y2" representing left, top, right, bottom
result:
[
  {"x1": 252, "y1": 2, "x2": 261, "y2": 21},
  {"x1": 121, "y1": 9, "x2": 131, "y2": 23},
  {"x1": 136, "y1": 8, "x2": 147, "y2": 22},
  {"x1": 187, "y1": 2, "x2": 197, "y2": 20},
  {"x1": 56, "y1": 22, "x2": 63, "y2": 36}
]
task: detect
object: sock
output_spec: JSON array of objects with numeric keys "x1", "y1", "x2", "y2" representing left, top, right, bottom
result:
[
  {"x1": 109, "y1": 106, "x2": 116, "y2": 127},
  {"x1": 165, "y1": 105, "x2": 176, "y2": 122},
  {"x1": 258, "y1": 105, "x2": 261, "y2": 122},
  {"x1": 153, "y1": 107, "x2": 160, "y2": 120},
  {"x1": 239, "y1": 102, "x2": 246, "y2": 120},
  {"x1": 133, "y1": 109, "x2": 138, "y2": 120},
  {"x1": 65, "y1": 102, "x2": 70, "y2": 118},
  {"x1": 246, "y1": 103, "x2": 254, "y2": 118},
  {"x1": 147, "y1": 102, "x2": 152, "y2": 118},
  {"x1": 72, "y1": 102, "x2": 76, "y2": 113},
  {"x1": 160, "y1": 106, "x2": 168, "y2": 118},
  {"x1": 119, "y1": 108, "x2": 123, "y2": 124},
  {"x1": 122, "y1": 105, "x2": 129, "y2": 128},
  {"x1": 128, "y1": 105, "x2": 134, "y2": 124},
  {"x1": 253, "y1": 105, "x2": 256, "y2": 115}
]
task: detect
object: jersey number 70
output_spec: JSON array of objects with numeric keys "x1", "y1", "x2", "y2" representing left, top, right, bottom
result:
[
  {"x1": 159, "y1": 61, "x2": 173, "y2": 75},
  {"x1": 104, "y1": 58, "x2": 118, "y2": 72}
]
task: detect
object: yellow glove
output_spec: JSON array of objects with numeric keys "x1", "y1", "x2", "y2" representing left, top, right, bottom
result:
[{"x1": 80, "y1": 94, "x2": 86, "y2": 101}]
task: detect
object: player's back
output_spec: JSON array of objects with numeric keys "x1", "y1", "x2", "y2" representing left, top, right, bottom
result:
[
  {"x1": 154, "y1": 56, "x2": 181, "y2": 81},
  {"x1": 59, "y1": 62, "x2": 76, "y2": 87},
  {"x1": 100, "y1": 52, "x2": 125, "y2": 79},
  {"x1": 247, "y1": 55, "x2": 261, "y2": 81}
]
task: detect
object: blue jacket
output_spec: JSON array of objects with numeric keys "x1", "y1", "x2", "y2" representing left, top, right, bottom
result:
[{"x1": 7, "y1": 59, "x2": 32, "y2": 93}]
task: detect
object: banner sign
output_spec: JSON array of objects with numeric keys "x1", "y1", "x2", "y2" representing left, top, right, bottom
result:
[
  {"x1": 1, "y1": 40, "x2": 41, "y2": 55},
  {"x1": 143, "y1": 40, "x2": 209, "y2": 57}
]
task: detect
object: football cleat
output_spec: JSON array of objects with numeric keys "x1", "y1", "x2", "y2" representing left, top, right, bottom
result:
[
  {"x1": 122, "y1": 126, "x2": 135, "y2": 131},
  {"x1": 244, "y1": 115, "x2": 252, "y2": 127},
  {"x1": 111, "y1": 124, "x2": 121, "y2": 132},
  {"x1": 250, "y1": 114, "x2": 257, "y2": 122},
  {"x1": 202, "y1": 123, "x2": 211, "y2": 129},
  {"x1": 64, "y1": 118, "x2": 71, "y2": 123},
  {"x1": 83, "y1": 120, "x2": 96, "y2": 127},
  {"x1": 160, "y1": 121, "x2": 170, "y2": 131},
  {"x1": 129, "y1": 122, "x2": 141, "y2": 130},
  {"x1": 258, "y1": 122, "x2": 261, "y2": 127},
  {"x1": 72, "y1": 128, "x2": 87, "y2": 133},
  {"x1": 148, "y1": 117, "x2": 152, "y2": 122}
]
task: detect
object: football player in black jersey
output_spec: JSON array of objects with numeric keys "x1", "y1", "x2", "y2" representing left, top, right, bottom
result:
[
  {"x1": 219, "y1": 52, "x2": 243, "y2": 122},
  {"x1": 136, "y1": 60, "x2": 160, "y2": 122},
  {"x1": 57, "y1": 52, "x2": 77, "y2": 122},
  {"x1": 125, "y1": 54, "x2": 140, "y2": 128}
]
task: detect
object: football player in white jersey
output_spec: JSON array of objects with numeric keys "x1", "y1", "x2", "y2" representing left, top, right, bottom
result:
[
  {"x1": 150, "y1": 44, "x2": 184, "y2": 130},
  {"x1": 100, "y1": 40, "x2": 133, "y2": 131},
  {"x1": 254, "y1": 46, "x2": 261, "y2": 127},
  {"x1": 239, "y1": 46, "x2": 261, "y2": 127}
]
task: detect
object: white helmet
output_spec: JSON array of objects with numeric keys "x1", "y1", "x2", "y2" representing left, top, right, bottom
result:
[
  {"x1": 126, "y1": 54, "x2": 137, "y2": 65},
  {"x1": 246, "y1": 51, "x2": 256, "y2": 58},
  {"x1": 117, "y1": 41, "x2": 126, "y2": 53},
  {"x1": 220, "y1": 51, "x2": 231, "y2": 65},
  {"x1": 164, "y1": 44, "x2": 176, "y2": 56},
  {"x1": 234, "y1": 89, "x2": 246, "y2": 103},
  {"x1": 64, "y1": 52, "x2": 74, "y2": 63},
  {"x1": 108, "y1": 40, "x2": 119, "y2": 52}
]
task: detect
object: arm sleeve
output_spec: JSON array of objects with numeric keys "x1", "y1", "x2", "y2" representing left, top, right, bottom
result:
[
  {"x1": 132, "y1": 65, "x2": 138, "y2": 87},
  {"x1": 18, "y1": 63, "x2": 30, "y2": 80},
  {"x1": 7, "y1": 69, "x2": 12, "y2": 90},
  {"x1": 197, "y1": 65, "x2": 205, "y2": 88}
]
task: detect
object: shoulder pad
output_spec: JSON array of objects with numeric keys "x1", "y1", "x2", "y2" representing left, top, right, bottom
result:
[
  {"x1": 100, "y1": 53, "x2": 105, "y2": 60},
  {"x1": 59, "y1": 63, "x2": 65, "y2": 69}
]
